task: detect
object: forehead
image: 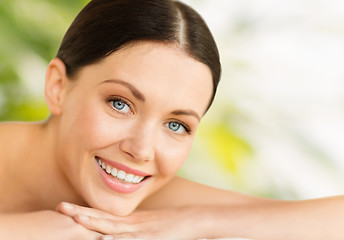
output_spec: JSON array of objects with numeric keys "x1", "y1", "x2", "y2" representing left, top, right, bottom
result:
[{"x1": 80, "y1": 42, "x2": 213, "y2": 115}]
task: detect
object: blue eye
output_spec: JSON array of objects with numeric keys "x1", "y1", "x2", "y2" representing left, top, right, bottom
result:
[
  {"x1": 167, "y1": 121, "x2": 190, "y2": 134},
  {"x1": 111, "y1": 99, "x2": 131, "y2": 114},
  {"x1": 169, "y1": 122, "x2": 181, "y2": 131}
]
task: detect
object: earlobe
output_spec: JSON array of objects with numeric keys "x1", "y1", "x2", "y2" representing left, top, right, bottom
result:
[{"x1": 45, "y1": 58, "x2": 69, "y2": 116}]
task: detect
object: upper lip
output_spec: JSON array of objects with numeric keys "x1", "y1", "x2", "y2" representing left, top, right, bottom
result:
[{"x1": 96, "y1": 156, "x2": 151, "y2": 177}]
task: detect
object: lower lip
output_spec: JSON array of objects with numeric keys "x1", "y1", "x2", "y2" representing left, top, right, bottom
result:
[{"x1": 96, "y1": 160, "x2": 150, "y2": 194}]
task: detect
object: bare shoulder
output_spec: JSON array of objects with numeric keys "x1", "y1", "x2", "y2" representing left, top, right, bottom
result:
[
  {"x1": 138, "y1": 176, "x2": 266, "y2": 210},
  {"x1": 0, "y1": 122, "x2": 17, "y2": 153},
  {"x1": 0, "y1": 122, "x2": 44, "y2": 212},
  {"x1": 0, "y1": 121, "x2": 29, "y2": 137},
  {"x1": 0, "y1": 122, "x2": 16, "y2": 137},
  {"x1": 0, "y1": 121, "x2": 41, "y2": 140},
  {"x1": 0, "y1": 121, "x2": 41, "y2": 164},
  {"x1": 0, "y1": 122, "x2": 30, "y2": 150}
]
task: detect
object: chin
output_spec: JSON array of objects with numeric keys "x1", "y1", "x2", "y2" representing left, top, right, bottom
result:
[
  {"x1": 86, "y1": 192, "x2": 143, "y2": 217},
  {"x1": 109, "y1": 206, "x2": 136, "y2": 217},
  {"x1": 107, "y1": 202, "x2": 140, "y2": 217}
]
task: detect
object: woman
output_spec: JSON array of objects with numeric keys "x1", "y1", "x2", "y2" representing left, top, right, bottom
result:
[{"x1": 0, "y1": 0, "x2": 343, "y2": 239}]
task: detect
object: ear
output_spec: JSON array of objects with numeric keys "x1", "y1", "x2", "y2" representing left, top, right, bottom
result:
[{"x1": 44, "y1": 58, "x2": 70, "y2": 116}]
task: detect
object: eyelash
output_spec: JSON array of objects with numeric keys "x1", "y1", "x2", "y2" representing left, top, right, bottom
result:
[
  {"x1": 107, "y1": 96, "x2": 133, "y2": 114},
  {"x1": 172, "y1": 120, "x2": 191, "y2": 134}
]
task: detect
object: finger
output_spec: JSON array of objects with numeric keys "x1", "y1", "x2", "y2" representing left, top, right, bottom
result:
[
  {"x1": 114, "y1": 232, "x2": 155, "y2": 239},
  {"x1": 98, "y1": 235, "x2": 115, "y2": 240},
  {"x1": 98, "y1": 232, "x2": 146, "y2": 240},
  {"x1": 74, "y1": 214, "x2": 137, "y2": 235},
  {"x1": 56, "y1": 202, "x2": 117, "y2": 220}
]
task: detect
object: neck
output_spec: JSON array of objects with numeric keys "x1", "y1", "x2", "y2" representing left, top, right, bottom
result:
[{"x1": 13, "y1": 119, "x2": 87, "y2": 211}]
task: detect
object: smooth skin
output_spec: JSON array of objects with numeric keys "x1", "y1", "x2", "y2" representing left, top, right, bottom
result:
[{"x1": 0, "y1": 42, "x2": 343, "y2": 240}]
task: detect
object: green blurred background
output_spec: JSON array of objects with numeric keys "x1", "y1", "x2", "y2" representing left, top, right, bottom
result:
[{"x1": 1, "y1": 0, "x2": 343, "y2": 199}]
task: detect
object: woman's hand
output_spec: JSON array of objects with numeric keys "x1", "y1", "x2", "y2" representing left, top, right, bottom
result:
[
  {"x1": 56, "y1": 195, "x2": 344, "y2": 240},
  {"x1": 0, "y1": 210, "x2": 102, "y2": 240},
  {"x1": 56, "y1": 202, "x2": 211, "y2": 239}
]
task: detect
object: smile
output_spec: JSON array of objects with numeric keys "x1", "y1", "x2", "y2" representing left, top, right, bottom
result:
[
  {"x1": 96, "y1": 157, "x2": 146, "y2": 184},
  {"x1": 95, "y1": 156, "x2": 151, "y2": 194}
]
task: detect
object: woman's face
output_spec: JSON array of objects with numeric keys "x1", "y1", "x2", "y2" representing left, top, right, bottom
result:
[{"x1": 56, "y1": 42, "x2": 213, "y2": 216}]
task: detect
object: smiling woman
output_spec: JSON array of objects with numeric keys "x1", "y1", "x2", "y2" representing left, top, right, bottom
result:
[
  {"x1": 0, "y1": 0, "x2": 344, "y2": 239},
  {"x1": 46, "y1": 41, "x2": 213, "y2": 217}
]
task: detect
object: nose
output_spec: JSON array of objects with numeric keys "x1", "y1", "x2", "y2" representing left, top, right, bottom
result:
[{"x1": 119, "y1": 121, "x2": 156, "y2": 162}]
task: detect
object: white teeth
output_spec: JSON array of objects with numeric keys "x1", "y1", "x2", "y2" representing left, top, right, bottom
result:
[
  {"x1": 117, "y1": 170, "x2": 126, "y2": 180},
  {"x1": 96, "y1": 158, "x2": 147, "y2": 184},
  {"x1": 111, "y1": 168, "x2": 117, "y2": 177},
  {"x1": 125, "y1": 174, "x2": 134, "y2": 183},
  {"x1": 132, "y1": 176, "x2": 140, "y2": 184}
]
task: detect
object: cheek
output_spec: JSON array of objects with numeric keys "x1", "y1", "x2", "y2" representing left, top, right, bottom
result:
[
  {"x1": 156, "y1": 138, "x2": 194, "y2": 177},
  {"x1": 71, "y1": 104, "x2": 122, "y2": 150}
]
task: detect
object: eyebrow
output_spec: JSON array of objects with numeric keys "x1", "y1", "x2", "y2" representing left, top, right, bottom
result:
[
  {"x1": 171, "y1": 110, "x2": 201, "y2": 121},
  {"x1": 100, "y1": 79, "x2": 145, "y2": 102},
  {"x1": 99, "y1": 79, "x2": 200, "y2": 121}
]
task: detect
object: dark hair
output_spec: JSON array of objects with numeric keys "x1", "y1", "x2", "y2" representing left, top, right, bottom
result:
[{"x1": 56, "y1": 0, "x2": 221, "y2": 110}]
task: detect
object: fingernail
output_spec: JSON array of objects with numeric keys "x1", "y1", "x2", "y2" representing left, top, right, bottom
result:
[
  {"x1": 101, "y1": 235, "x2": 115, "y2": 240},
  {"x1": 78, "y1": 214, "x2": 90, "y2": 221},
  {"x1": 62, "y1": 202, "x2": 74, "y2": 210}
]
